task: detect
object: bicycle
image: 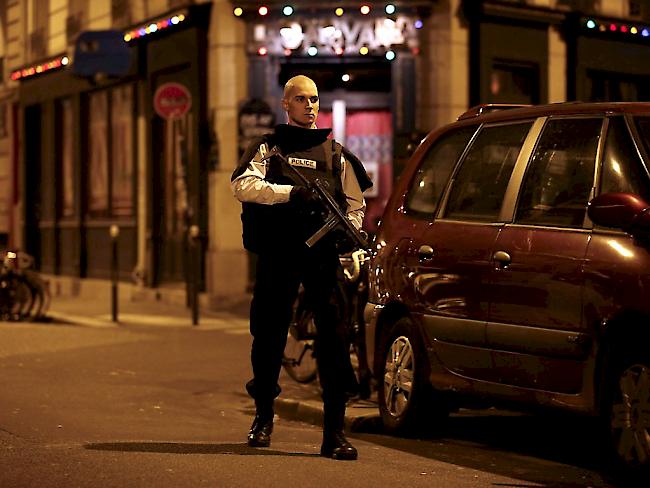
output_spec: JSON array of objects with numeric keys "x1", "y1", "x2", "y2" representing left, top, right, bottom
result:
[
  {"x1": 282, "y1": 248, "x2": 372, "y2": 399},
  {"x1": 0, "y1": 250, "x2": 50, "y2": 322}
]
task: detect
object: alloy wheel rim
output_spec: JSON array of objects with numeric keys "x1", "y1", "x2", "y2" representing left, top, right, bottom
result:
[
  {"x1": 611, "y1": 363, "x2": 650, "y2": 467},
  {"x1": 383, "y1": 335, "x2": 415, "y2": 417}
]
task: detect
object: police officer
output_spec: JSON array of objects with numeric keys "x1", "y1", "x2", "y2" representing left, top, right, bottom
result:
[{"x1": 231, "y1": 75, "x2": 371, "y2": 460}]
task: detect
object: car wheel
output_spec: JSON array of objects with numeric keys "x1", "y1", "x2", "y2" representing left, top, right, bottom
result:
[
  {"x1": 378, "y1": 317, "x2": 448, "y2": 436},
  {"x1": 604, "y1": 351, "x2": 650, "y2": 477}
]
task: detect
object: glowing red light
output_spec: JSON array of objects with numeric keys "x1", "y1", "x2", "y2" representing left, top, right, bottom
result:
[
  {"x1": 258, "y1": 46, "x2": 268, "y2": 56},
  {"x1": 610, "y1": 24, "x2": 617, "y2": 31},
  {"x1": 621, "y1": 25, "x2": 628, "y2": 32},
  {"x1": 412, "y1": 47, "x2": 420, "y2": 56},
  {"x1": 284, "y1": 48, "x2": 292, "y2": 56},
  {"x1": 335, "y1": 47, "x2": 344, "y2": 55}
]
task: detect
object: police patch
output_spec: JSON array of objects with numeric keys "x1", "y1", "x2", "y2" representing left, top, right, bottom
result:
[{"x1": 288, "y1": 157, "x2": 317, "y2": 170}]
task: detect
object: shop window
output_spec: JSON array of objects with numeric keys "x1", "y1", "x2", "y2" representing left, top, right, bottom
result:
[
  {"x1": 488, "y1": 61, "x2": 539, "y2": 105},
  {"x1": 59, "y1": 98, "x2": 75, "y2": 218},
  {"x1": 111, "y1": 85, "x2": 134, "y2": 217},
  {"x1": 87, "y1": 85, "x2": 134, "y2": 218}
]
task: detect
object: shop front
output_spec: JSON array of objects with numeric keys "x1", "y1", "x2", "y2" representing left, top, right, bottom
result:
[
  {"x1": 15, "y1": 4, "x2": 211, "y2": 289},
  {"x1": 234, "y1": 2, "x2": 429, "y2": 233}
]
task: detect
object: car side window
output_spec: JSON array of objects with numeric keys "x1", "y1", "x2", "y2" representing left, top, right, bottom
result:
[
  {"x1": 405, "y1": 126, "x2": 477, "y2": 215},
  {"x1": 515, "y1": 118, "x2": 602, "y2": 228},
  {"x1": 443, "y1": 122, "x2": 533, "y2": 222},
  {"x1": 601, "y1": 117, "x2": 650, "y2": 202}
]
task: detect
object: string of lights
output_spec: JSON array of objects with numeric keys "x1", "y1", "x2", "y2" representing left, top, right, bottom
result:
[
  {"x1": 10, "y1": 10, "x2": 189, "y2": 82},
  {"x1": 583, "y1": 17, "x2": 650, "y2": 38}
]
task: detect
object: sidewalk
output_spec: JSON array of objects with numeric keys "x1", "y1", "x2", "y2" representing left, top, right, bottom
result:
[{"x1": 44, "y1": 276, "x2": 381, "y2": 434}]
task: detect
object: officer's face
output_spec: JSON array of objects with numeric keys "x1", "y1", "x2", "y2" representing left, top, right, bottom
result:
[{"x1": 283, "y1": 79, "x2": 319, "y2": 129}]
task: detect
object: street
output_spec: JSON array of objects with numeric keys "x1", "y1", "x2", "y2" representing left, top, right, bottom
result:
[{"x1": 0, "y1": 319, "x2": 618, "y2": 487}]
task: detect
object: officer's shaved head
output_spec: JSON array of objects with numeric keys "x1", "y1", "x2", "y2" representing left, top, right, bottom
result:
[
  {"x1": 283, "y1": 75, "x2": 318, "y2": 99},
  {"x1": 282, "y1": 75, "x2": 320, "y2": 128}
]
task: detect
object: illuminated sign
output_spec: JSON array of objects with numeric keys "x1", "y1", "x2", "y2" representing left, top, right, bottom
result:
[{"x1": 250, "y1": 16, "x2": 420, "y2": 56}]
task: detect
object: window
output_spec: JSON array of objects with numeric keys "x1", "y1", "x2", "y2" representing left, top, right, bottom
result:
[
  {"x1": 489, "y1": 61, "x2": 539, "y2": 105},
  {"x1": 111, "y1": 85, "x2": 134, "y2": 216},
  {"x1": 600, "y1": 117, "x2": 650, "y2": 201},
  {"x1": 444, "y1": 122, "x2": 532, "y2": 222},
  {"x1": 88, "y1": 91, "x2": 109, "y2": 214},
  {"x1": 86, "y1": 85, "x2": 135, "y2": 218},
  {"x1": 60, "y1": 98, "x2": 75, "y2": 218},
  {"x1": 405, "y1": 126, "x2": 476, "y2": 215},
  {"x1": 516, "y1": 118, "x2": 602, "y2": 228},
  {"x1": 632, "y1": 117, "x2": 650, "y2": 163},
  {"x1": 588, "y1": 71, "x2": 650, "y2": 102}
]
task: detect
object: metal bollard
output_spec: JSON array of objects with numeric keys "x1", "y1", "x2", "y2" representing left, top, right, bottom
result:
[
  {"x1": 189, "y1": 224, "x2": 200, "y2": 326},
  {"x1": 110, "y1": 225, "x2": 120, "y2": 323}
]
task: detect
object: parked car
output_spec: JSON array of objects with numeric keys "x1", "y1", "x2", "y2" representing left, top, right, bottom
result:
[{"x1": 364, "y1": 102, "x2": 650, "y2": 476}]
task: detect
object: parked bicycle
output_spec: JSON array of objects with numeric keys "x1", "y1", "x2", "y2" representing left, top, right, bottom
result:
[
  {"x1": 282, "y1": 248, "x2": 372, "y2": 399},
  {"x1": 0, "y1": 250, "x2": 50, "y2": 322}
]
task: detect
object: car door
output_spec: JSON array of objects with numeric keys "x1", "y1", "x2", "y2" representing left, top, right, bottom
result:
[
  {"x1": 407, "y1": 121, "x2": 535, "y2": 381},
  {"x1": 487, "y1": 117, "x2": 604, "y2": 393}
]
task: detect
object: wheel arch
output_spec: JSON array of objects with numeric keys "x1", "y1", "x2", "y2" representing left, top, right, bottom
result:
[
  {"x1": 595, "y1": 307, "x2": 650, "y2": 414},
  {"x1": 372, "y1": 301, "x2": 418, "y2": 378}
]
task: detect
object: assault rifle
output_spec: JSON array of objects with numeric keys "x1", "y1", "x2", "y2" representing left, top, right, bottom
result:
[{"x1": 261, "y1": 146, "x2": 368, "y2": 250}]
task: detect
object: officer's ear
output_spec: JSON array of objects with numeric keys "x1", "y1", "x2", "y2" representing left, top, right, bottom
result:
[{"x1": 281, "y1": 97, "x2": 289, "y2": 112}]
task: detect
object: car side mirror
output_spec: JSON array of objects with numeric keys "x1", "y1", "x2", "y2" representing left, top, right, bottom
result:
[{"x1": 588, "y1": 192, "x2": 650, "y2": 234}]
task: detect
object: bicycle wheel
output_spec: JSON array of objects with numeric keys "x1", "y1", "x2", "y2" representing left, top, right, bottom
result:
[{"x1": 282, "y1": 289, "x2": 318, "y2": 383}]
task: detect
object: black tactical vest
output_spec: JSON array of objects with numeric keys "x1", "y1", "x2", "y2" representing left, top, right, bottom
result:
[{"x1": 241, "y1": 138, "x2": 346, "y2": 254}]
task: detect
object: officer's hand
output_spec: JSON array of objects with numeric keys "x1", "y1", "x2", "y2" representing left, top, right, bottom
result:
[
  {"x1": 333, "y1": 229, "x2": 356, "y2": 254},
  {"x1": 290, "y1": 185, "x2": 320, "y2": 207}
]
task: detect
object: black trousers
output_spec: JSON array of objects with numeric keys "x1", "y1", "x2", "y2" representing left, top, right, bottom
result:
[{"x1": 247, "y1": 246, "x2": 351, "y2": 430}]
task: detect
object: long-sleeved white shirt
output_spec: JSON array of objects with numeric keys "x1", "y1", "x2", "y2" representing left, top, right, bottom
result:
[{"x1": 231, "y1": 141, "x2": 366, "y2": 230}]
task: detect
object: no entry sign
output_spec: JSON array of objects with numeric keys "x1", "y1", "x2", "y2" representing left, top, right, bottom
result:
[{"x1": 153, "y1": 82, "x2": 192, "y2": 119}]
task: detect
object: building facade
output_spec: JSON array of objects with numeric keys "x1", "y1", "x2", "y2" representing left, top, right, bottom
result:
[{"x1": 1, "y1": 0, "x2": 649, "y2": 305}]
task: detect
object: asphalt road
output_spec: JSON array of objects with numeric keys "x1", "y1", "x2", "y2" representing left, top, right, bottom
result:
[{"x1": 0, "y1": 319, "x2": 623, "y2": 487}]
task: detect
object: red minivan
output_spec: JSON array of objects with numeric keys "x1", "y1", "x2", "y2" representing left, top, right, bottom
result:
[{"x1": 364, "y1": 102, "x2": 650, "y2": 476}]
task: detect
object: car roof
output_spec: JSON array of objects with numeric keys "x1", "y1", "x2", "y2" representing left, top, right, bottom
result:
[{"x1": 456, "y1": 102, "x2": 650, "y2": 124}]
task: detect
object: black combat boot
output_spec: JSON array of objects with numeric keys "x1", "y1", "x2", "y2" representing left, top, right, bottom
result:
[
  {"x1": 320, "y1": 429, "x2": 358, "y2": 460},
  {"x1": 247, "y1": 414, "x2": 273, "y2": 447},
  {"x1": 320, "y1": 403, "x2": 358, "y2": 460}
]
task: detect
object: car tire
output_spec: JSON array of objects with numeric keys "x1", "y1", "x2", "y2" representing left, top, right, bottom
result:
[
  {"x1": 378, "y1": 317, "x2": 448, "y2": 436},
  {"x1": 603, "y1": 344, "x2": 650, "y2": 479}
]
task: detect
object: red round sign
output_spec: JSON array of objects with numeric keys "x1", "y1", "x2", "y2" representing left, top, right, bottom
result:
[{"x1": 153, "y1": 82, "x2": 192, "y2": 119}]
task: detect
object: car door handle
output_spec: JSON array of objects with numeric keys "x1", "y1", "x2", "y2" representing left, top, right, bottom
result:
[
  {"x1": 492, "y1": 250, "x2": 511, "y2": 269},
  {"x1": 418, "y1": 245, "x2": 435, "y2": 262}
]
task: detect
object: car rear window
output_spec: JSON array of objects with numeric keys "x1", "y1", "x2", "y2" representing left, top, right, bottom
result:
[
  {"x1": 405, "y1": 126, "x2": 477, "y2": 216},
  {"x1": 443, "y1": 122, "x2": 533, "y2": 222},
  {"x1": 600, "y1": 117, "x2": 650, "y2": 203},
  {"x1": 515, "y1": 117, "x2": 602, "y2": 228}
]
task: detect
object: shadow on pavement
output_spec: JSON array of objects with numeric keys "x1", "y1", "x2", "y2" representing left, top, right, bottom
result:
[
  {"x1": 351, "y1": 411, "x2": 625, "y2": 488},
  {"x1": 84, "y1": 441, "x2": 320, "y2": 458}
]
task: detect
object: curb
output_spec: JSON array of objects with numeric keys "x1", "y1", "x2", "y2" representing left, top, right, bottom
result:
[
  {"x1": 274, "y1": 397, "x2": 382, "y2": 433},
  {"x1": 46, "y1": 311, "x2": 117, "y2": 329}
]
